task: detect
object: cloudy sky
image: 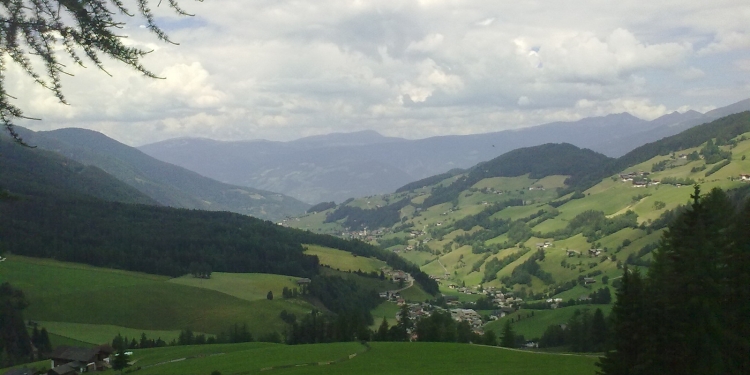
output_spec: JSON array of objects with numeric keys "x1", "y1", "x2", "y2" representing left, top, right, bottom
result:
[{"x1": 9, "y1": 0, "x2": 750, "y2": 146}]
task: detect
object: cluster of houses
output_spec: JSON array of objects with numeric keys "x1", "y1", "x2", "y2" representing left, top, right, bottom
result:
[
  {"x1": 565, "y1": 248, "x2": 603, "y2": 257},
  {"x1": 535, "y1": 241, "x2": 552, "y2": 250},
  {"x1": 4, "y1": 346, "x2": 116, "y2": 375},
  {"x1": 619, "y1": 171, "x2": 662, "y2": 187},
  {"x1": 619, "y1": 171, "x2": 650, "y2": 181},
  {"x1": 449, "y1": 308, "x2": 484, "y2": 330},
  {"x1": 444, "y1": 286, "x2": 523, "y2": 313},
  {"x1": 393, "y1": 302, "x2": 487, "y2": 336}
]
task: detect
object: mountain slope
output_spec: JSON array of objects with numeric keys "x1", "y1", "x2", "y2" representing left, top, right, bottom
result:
[
  {"x1": 284, "y1": 112, "x2": 750, "y2": 306},
  {"x1": 0, "y1": 136, "x2": 157, "y2": 205},
  {"x1": 139, "y1": 99, "x2": 750, "y2": 203},
  {"x1": 16, "y1": 127, "x2": 309, "y2": 221}
]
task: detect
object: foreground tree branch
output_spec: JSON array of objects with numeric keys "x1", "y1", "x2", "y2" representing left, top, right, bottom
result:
[{"x1": 0, "y1": 0, "x2": 201, "y2": 145}]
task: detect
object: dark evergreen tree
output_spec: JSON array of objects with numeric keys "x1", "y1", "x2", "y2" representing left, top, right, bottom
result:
[
  {"x1": 590, "y1": 308, "x2": 607, "y2": 352},
  {"x1": 456, "y1": 321, "x2": 473, "y2": 343},
  {"x1": 112, "y1": 333, "x2": 125, "y2": 351},
  {"x1": 500, "y1": 320, "x2": 515, "y2": 348},
  {"x1": 375, "y1": 318, "x2": 389, "y2": 341},
  {"x1": 597, "y1": 267, "x2": 650, "y2": 375},
  {"x1": 600, "y1": 186, "x2": 750, "y2": 375},
  {"x1": 647, "y1": 187, "x2": 731, "y2": 375},
  {"x1": 482, "y1": 329, "x2": 497, "y2": 346},
  {"x1": 111, "y1": 348, "x2": 129, "y2": 374},
  {"x1": 0, "y1": 283, "x2": 33, "y2": 367}
]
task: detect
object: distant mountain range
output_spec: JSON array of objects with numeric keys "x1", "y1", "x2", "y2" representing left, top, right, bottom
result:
[
  {"x1": 130, "y1": 98, "x2": 746, "y2": 204},
  {"x1": 11, "y1": 127, "x2": 310, "y2": 221}
]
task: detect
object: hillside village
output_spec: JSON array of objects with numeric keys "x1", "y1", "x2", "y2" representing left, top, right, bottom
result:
[{"x1": 285, "y1": 114, "x2": 750, "y2": 310}]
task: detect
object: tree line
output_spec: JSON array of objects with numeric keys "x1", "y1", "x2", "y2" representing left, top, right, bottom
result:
[
  {"x1": 598, "y1": 186, "x2": 750, "y2": 374},
  {"x1": 0, "y1": 195, "x2": 438, "y2": 295}
]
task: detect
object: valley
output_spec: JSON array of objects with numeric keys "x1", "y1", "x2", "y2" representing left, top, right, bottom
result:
[{"x1": 2, "y1": 111, "x2": 749, "y2": 375}]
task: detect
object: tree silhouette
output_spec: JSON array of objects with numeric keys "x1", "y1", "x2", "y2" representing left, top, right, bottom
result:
[
  {"x1": 500, "y1": 320, "x2": 515, "y2": 348},
  {"x1": 111, "y1": 348, "x2": 129, "y2": 374},
  {"x1": 0, "y1": 0, "x2": 197, "y2": 144}
]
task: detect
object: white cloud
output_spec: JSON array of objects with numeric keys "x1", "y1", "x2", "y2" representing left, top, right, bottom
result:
[
  {"x1": 8, "y1": 0, "x2": 749, "y2": 145},
  {"x1": 698, "y1": 31, "x2": 750, "y2": 55},
  {"x1": 678, "y1": 67, "x2": 706, "y2": 81}
]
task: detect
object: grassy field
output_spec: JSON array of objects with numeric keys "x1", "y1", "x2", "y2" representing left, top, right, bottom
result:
[
  {"x1": 370, "y1": 301, "x2": 400, "y2": 328},
  {"x1": 304, "y1": 244, "x2": 387, "y2": 273},
  {"x1": 37, "y1": 321, "x2": 202, "y2": 346},
  {"x1": 0, "y1": 256, "x2": 312, "y2": 336},
  {"x1": 124, "y1": 342, "x2": 366, "y2": 375},
  {"x1": 398, "y1": 283, "x2": 433, "y2": 302},
  {"x1": 485, "y1": 305, "x2": 613, "y2": 340},
  {"x1": 168, "y1": 272, "x2": 301, "y2": 302},
  {"x1": 93, "y1": 341, "x2": 599, "y2": 375},
  {"x1": 320, "y1": 268, "x2": 399, "y2": 292}
]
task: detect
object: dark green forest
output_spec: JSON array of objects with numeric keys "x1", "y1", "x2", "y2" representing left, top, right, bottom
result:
[
  {"x1": 599, "y1": 186, "x2": 750, "y2": 375},
  {"x1": 0, "y1": 196, "x2": 438, "y2": 295}
]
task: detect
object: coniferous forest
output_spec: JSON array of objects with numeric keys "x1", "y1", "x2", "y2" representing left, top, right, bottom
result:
[
  {"x1": 598, "y1": 186, "x2": 750, "y2": 375},
  {"x1": 0, "y1": 196, "x2": 437, "y2": 294}
]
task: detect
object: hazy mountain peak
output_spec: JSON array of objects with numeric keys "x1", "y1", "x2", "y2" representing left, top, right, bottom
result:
[{"x1": 291, "y1": 129, "x2": 405, "y2": 147}]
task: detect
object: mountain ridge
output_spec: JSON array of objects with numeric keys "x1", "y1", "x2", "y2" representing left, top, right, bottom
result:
[
  {"x1": 14, "y1": 127, "x2": 310, "y2": 221},
  {"x1": 138, "y1": 99, "x2": 750, "y2": 204}
]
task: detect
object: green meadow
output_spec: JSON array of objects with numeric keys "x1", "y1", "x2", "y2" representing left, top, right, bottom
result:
[
  {"x1": 304, "y1": 244, "x2": 387, "y2": 273},
  {"x1": 36, "y1": 321, "x2": 197, "y2": 346},
  {"x1": 124, "y1": 342, "x2": 366, "y2": 375},
  {"x1": 0, "y1": 256, "x2": 313, "y2": 338},
  {"x1": 168, "y1": 272, "x2": 301, "y2": 302},
  {"x1": 80, "y1": 342, "x2": 599, "y2": 375},
  {"x1": 485, "y1": 305, "x2": 613, "y2": 340}
]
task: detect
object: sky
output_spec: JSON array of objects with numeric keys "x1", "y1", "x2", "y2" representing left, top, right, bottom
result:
[{"x1": 8, "y1": 0, "x2": 750, "y2": 146}]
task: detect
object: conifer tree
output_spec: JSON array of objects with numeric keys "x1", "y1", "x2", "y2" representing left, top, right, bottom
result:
[
  {"x1": 375, "y1": 317, "x2": 389, "y2": 341},
  {"x1": 596, "y1": 267, "x2": 649, "y2": 375},
  {"x1": 600, "y1": 186, "x2": 750, "y2": 375},
  {"x1": 590, "y1": 308, "x2": 607, "y2": 352},
  {"x1": 500, "y1": 320, "x2": 515, "y2": 348}
]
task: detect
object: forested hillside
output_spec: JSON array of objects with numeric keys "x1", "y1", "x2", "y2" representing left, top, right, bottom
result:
[
  {"x1": 12, "y1": 127, "x2": 309, "y2": 221},
  {"x1": 0, "y1": 137, "x2": 157, "y2": 205}
]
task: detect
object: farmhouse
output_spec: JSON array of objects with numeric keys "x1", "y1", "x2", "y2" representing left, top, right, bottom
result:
[
  {"x1": 584, "y1": 277, "x2": 597, "y2": 285},
  {"x1": 48, "y1": 345, "x2": 113, "y2": 374},
  {"x1": 588, "y1": 249, "x2": 602, "y2": 257},
  {"x1": 740, "y1": 174, "x2": 750, "y2": 181}
]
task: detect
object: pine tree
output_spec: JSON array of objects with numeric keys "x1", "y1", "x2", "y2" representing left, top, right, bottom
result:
[
  {"x1": 500, "y1": 320, "x2": 515, "y2": 348},
  {"x1": 647, "y1": 187, "x2": 730, "y2": 374},
  {"x1": 482, "y1": 329, "x2": 497, "y2": 346},
  {"x1": 590, "y1": 308, "x2": 607, "y2": 352},
  {"x1": 597, "y1": 267, "x2": 649, "y2": 375},
  {"x1": 721, "y1": 196, "x2": 750, "y2": 372},
  {"x1": 0, "y1": 283, "x2": 33, "y2": 366},
  {"x1": 111, "y1": 348, "x2": 129, "y2": 374},
  {"x1": 600, "y1": 186, "x2": 749, "y2": 375}
]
